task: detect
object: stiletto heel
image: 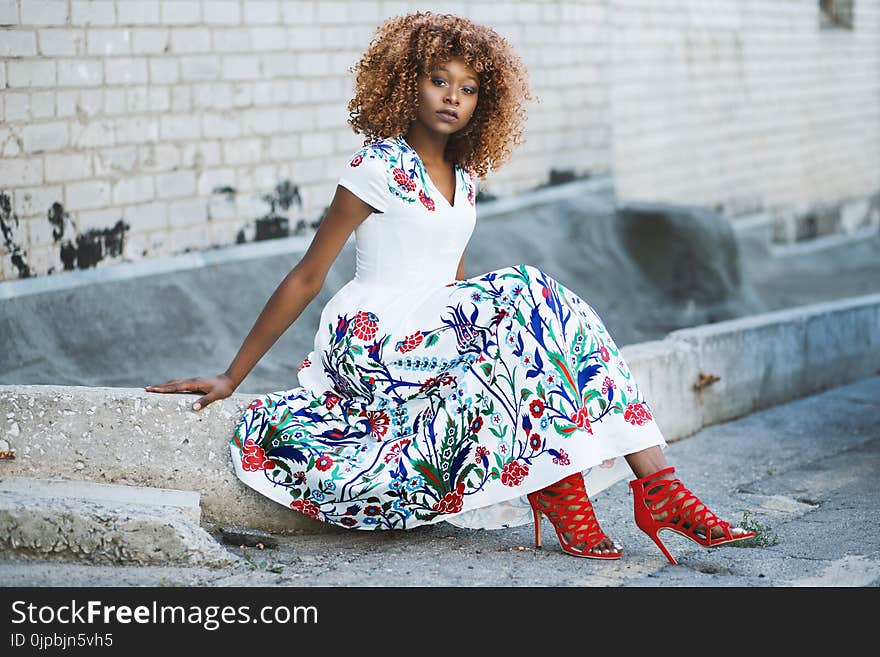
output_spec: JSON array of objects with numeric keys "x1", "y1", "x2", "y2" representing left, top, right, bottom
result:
[
  {"x1": 532, "y1": 505, "x2": 542, "y2": 548},
  {"x1": 527, "y1": 471, "x2": 622, "y2": 559},
  {"x1": 629, "y1": 466, "x2": 755, "y2": 565}
]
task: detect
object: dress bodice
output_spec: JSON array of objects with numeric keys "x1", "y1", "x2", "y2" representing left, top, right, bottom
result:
[{"x1": 337, "y1": 135, "x2": 477, "y2": 291}]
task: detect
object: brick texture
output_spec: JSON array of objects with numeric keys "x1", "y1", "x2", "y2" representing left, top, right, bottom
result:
[{"x1": 1, "y1": 0, "x2": 878, "y2": 280}]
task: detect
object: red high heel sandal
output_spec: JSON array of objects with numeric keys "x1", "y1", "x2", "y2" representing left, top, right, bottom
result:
[
  {"x1": 527, "y1": 471, "x2": 622, "y2": 559},
  {"x1": 630, "y1": 466, "x2": 755, "y2": 565}
]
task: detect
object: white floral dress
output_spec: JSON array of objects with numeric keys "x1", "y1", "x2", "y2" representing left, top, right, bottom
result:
[{"x1": 229, "y1": 135, "x2": 666, "y2": 530}]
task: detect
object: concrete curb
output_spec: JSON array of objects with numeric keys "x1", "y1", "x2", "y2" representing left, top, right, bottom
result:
[
  {"x1": 1, "y1": 292, "x2": 878, "y2": 534},
  {"x1": 0, "y1": 477, "x2": 237, "y2": 567}
]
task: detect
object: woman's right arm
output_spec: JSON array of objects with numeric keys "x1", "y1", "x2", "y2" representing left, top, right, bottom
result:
[{"x1": 145, "y1": 185, "x2": 377, "y2": 410}]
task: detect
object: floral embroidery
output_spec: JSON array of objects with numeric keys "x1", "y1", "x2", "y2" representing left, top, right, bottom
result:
[
  {"x1": 341, "y1": 136, "x2": 476, "y2": 213},
  {"x1": 624, "y1": 401, "x2": 653, "y2": 426},
  {"x1": 418, "y1": 189, "x2": 435, "y2": 211},
  {"x1": 290, "y1": 499, "x2": 320, "y2": 519},
  {"x1": 231, "y1": 261, "x2": 660, "y2": 529}
]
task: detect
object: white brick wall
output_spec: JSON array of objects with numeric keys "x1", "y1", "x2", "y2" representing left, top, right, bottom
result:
[
  {"x1": 2, "y1": 0, "x2": 878, "y2": 281},
  {"x1": 609, "y1": 0, "x2": 880, "y2": 237}
]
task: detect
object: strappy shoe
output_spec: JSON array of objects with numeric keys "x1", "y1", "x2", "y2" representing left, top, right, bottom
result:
[
  {"x1": 630, "y1": 466, "x2": 755, "y2": 565},
  {"x1": 527, "y1": 471, "x2": 622, "y2": 559}
]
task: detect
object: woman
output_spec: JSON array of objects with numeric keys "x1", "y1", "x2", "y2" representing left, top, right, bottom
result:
[{"x1": 147, "y1": 12, "x2": 753, "y2": 564}]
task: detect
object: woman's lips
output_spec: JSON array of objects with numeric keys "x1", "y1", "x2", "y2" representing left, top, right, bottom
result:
[{"x1": 436, "y1": 110, "x2": 458, "y2": 122}]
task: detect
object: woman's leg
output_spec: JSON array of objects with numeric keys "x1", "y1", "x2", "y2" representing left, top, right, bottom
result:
[{"x1": 624, "y1": 446, "x2": 749, "y2": 538}]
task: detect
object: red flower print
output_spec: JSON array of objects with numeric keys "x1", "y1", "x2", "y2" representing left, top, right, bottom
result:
[
  {"x1": 500, "y1": 460, "x2": 530, "y2": 487},
  {"x1": 382, "y1": 438, "x2": 410, "y2": 464},
  {"x1": 571, "y1": 407, "x2": 593, "y2": 434},
  {"x1": 529, "y1": 398, "x2": 545, "y2": 418},
  {"x1": 395, "y1": 331, "x2": 424, "y2": 353},
  {"x1": 315, "y1": 454, "x2": 334, "y2": 471},
  {"x1": 624, "y1": 401, "x2": 653, "y2": 426},
  {"x1": 431, "y1": 481, "x2": 466, "y2": 514},
  {"x1": 418, "y1": 372, "x2": 455, "y2": 394},
  {"x1": 349, "y1": 153, "x2": 363, "y2": 167},
  {"x1": 470, "y1": 416, "x2": 484, "y2": 433},
  {"x1": 352, "y1": 310, "x2": 379, "y2": 341},
  {"x1": 475, "y1": 446, "x2": 489, "y2": 462},
  {"x1": 364, "y1": 505, "x2": 381, "y2": 516},
  {"x1": 290, "y1": 498, "x2": 320, "y2": 520},
  {"x1": 358, "y1": 409, "x2": 390, "y2": 440},
  {"x1": 601, "y1": 376, "x2": 615, "y2": 395},
  {"x1": 419, "y1": 189, "x2": 435, "y2": 211},
  {"x1": 599, "y1": 346, "x2": 610, "y2": 362},
  {"x1": 392, "y1": 167, "x2": 415, "y2": 191},
  {"x1": 241, "y1": 439, "x2": 275, "y2": 472},
  {"x1": 418, "y1": 376, "x2": 438, "y2": 393},
  {"x1": 529, "y1": 433, "x2": 542, "y2": 450},
  {"x1": 297, "y1": 357, "x2": 311, "y2": 372},
  {"x1": 324, "y1": 392, "x2": 340, "y2": 410},
  {"x1": 552, "y1": 449, "x2": 570, "y2": 466},
  {"x1": 340, "y1": 517, "x2": 358, "y2": 527},
  {"x1": 247, "y1": 398, "x2": 263, "y2": 410}
]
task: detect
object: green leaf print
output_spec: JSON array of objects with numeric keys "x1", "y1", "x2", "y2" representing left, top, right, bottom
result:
[
  {"x1": 481, "y1": 363, "x2": 493, "y2": 377},
  {"x1": 425, "y1": 333, "x2": 439, "y2": 347},
  {"x1": 554, "y1": 420, "x2": 578, "y2": 436},
  {"x1": 458, "y1": 463, "x2": 479, "y2": 484},
  {"x1": 520, "y1": 387, "x2": 532, "y2": 400},
  {"x1": 411, "y1": 459, "x2": 445, "y2": 496},
  {"x1": 350, "y1": 345, "x2": 363, "y2": 354},
  {"x1": 536, "y1": 381, "x2": 545, "y2": 399}
]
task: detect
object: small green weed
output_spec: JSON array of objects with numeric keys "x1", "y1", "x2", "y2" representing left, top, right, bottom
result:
[
  {"x1": 729, "y1": 510, "x2": 779, "y2": 548},
  {"x1": 239, "y1": 547, "x2": 285, "y2": 573}
]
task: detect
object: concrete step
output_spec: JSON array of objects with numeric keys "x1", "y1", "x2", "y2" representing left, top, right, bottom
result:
[{"x1": 0, "y1": 476, "x2": 237, "y2": 568}]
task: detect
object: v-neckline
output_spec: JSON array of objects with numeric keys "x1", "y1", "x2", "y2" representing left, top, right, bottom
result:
[{"x1": 398, "y1": 135, "x2": 458, "y2": 208}]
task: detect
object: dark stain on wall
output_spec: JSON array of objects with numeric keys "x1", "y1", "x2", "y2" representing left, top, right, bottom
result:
[
  {"x1": 255, "y1": 180, "x2": 301, "y2": 241},
  {"x1": 50, "y1": 201, "x2": 130, "y2": 271},
  {"x1": 235, "y1": 179, "x2": 305, "y2": 244},
  {"x1": 212, "y1": 185, "x2": 236, "y2": 201},
  {"x1": 59, "y1": 217, "x2": 130, "y2": 271},
  {"x1": 48, "y1": 201, "x2": 67, "y2": 241},
  {"x1": 0, "y1": 192, "x2": 32, "y2": 279}
]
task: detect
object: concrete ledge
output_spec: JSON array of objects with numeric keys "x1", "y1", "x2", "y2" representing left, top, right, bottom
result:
[
  {"x1": 0, "y1": 477, "x2": 236, "y2": 567},
  {"x1": 623, "y1": 293, "x2": 880, "y2": 440},
  {"x1": 1, "y1": 292, "x2": 878, "y2": 534}
]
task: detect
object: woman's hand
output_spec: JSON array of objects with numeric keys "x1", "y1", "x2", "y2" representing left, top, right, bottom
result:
[{"x1": 144, "y1": 373, "x2": 237, "y2": 412}]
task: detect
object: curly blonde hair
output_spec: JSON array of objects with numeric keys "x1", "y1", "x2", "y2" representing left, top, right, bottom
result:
[{"x1": 347, "y1": 11, "x2": 535, "y2": 180}]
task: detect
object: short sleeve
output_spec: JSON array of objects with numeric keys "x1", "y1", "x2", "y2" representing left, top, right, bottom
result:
[{"x1": 337, "y1": 148, "x2": 389, "y2": 214}]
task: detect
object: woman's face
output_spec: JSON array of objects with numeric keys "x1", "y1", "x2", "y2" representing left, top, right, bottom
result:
[{"x1": 414, "y1": 57, "x2": 479, "y2": 136}]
